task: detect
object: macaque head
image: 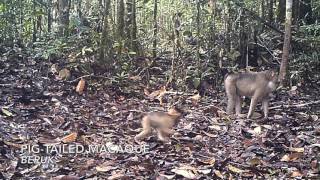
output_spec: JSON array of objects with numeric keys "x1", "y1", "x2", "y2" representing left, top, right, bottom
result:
[
  {"x1": 265, "y1": 70, "x2": 279, "y2": 90},
  {"x1": 167, "y1": 106, "x2": 185, "y2": 116}
]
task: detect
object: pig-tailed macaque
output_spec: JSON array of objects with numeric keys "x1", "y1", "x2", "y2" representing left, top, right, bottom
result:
[
  {"x1": 224, "y1": 70, "x2": 278, "y2": 119},
  {"x1": 135, "y1": 107, "x2": 184, "y2": 142}
]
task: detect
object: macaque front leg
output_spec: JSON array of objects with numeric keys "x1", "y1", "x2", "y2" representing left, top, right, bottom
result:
[
  {"x1": 262, "y1": 98, "x2": 269, "y2": 118},
  {"x1": 247, "y1": 96, "x2": 258, "y2": 119},
  {"x1": 135, "y1": 128, "x2": 151, "y2": 141},
  {"x1": 135, "y1": 117, "x2": 152, "y2": 141},
  {"x1": 235, "y1": 96, "x2": 242, "y2": 116},
  {"x1": 157, "y1": 129, "x2": 170, "y2": 142},
  {"x1": 226, "y1": 95, "x2": 236, "y2": 114}
]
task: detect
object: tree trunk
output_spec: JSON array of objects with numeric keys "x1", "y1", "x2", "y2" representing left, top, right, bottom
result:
[
  {"x1": 239, "y1": 1, "x2": 247, "y2": 68},
  {"x1": 117, "y1": 0, "x2": 125, "y2": 38},
  {"x1": 131, "y1": 0, "x2": 138, "y2": 53},
  {"x1": 152, "y1": 0, "x2": 158, "y2": 58},
  {"x1": 32, "y1": 0, "x2": 37, "y2": 42},
  {"x1": 279, "y1": 0, "x2": 292, "y2": 85},
  {"x1": 98, "y1": 0, "x2": 112, "y2": 67},
  {"x1": 292, "y1": 0, "x2": 299, "y2": 25},
  {"x1": 268, "y1": 0, "x2": 273, "y2": 23},
  {"x1": 209, "y1": 0, "x2": 216, "y2": 49},
  {"x1": 277, "y1": 0, "x2": 285, "y2": 23},
  {"x1": 58, "y1": 0, "x2": 71, "y2": 36},
  {"x1": 196, "y1": 0, "x2": 201, "y2": 70},
  {"x1": 47, "y1": 0, "x2": 52, "y2": 32}
]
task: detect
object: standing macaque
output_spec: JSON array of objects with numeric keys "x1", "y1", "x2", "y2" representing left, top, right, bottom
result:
[
  {"x1": 224, "y1": 70, "x2": 278, "y2": 119},
  {"x1": 135, "y1": 107, "x2": 184, "y2": 142}
]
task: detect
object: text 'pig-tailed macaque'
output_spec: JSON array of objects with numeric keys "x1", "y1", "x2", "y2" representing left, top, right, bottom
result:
[
  {"x1": 224, "y1": 70, "x2": 278, "y2": 119},
  {"x1": 135, "y1": 107, "x2": 184, "y2": 142}
]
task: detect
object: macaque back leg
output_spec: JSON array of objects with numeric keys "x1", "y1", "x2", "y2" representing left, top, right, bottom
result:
[
  {"x1": 262, "y1": 99, "x2": 269, "y2": 118},
  {"x1": 235, "y1": 96, "x2": 242, "y2": 115},
  {"x1": 225, "y1": 77, "x2": 237, "y2": 114},
  {"x1": 247, "y1": 95, "x2": 259, "y2": 119},
  {"x1": 161, "y1": 128, "x2": 176, "y2": 135},
  {"x1": 157, "y1": 129, "x2": 170, "y2": 142},
  {"x1": 135, "y1": 117, "x2": 152, "y2": 141}
]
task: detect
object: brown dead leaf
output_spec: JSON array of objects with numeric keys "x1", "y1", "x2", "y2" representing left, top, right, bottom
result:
[
  {"x1": 200, "y1": 158, "x2": 216, "y2": 165},
  {"x1": 291, "y1": 171, "x2": 303, "y2": 177},
  {"x1": 311, "y1": 159, "x2": 318, "y2": 170},
  {"x1": 227, "y1": 165, "x2": 244, "y2": 174},
  {"x1": 190, "y1": 93, "x2": 201, "y2": 106},
  {"x1": 149, "y1": 86, "x2": 166, "y2": 98},
  {"x1": 129, "y1": 75, "x2": 141, "y2": 81},
  {"x1": 107, "y1": 172, "x2": 126, "y2": 180},
  {"x1": 214, "y1": 170, "x2": 224, "y2": 178},
  {"x1": 96, "y1": 163, "x2": 114, "y2": 172},
  {"x1": 127, "y1": 112, "x2": 134, "y2": 121},
  {"x1": 3, "y1": 141, "x2": 25, "y2": 149},
  {"x1": 280, "y1": 153, "x2": 302, "y2": 162},
  {"x1": 280, "y1": 154, "x2": 290, "y2": 162},
  {"x1": 289, "y1": 147, "x2": 304, "y2": 153},
  {"x1": 157, "y1": 173, "x2": 176, "y2": 179},
  {"x1": 52, "y1": 175, "x2": 80, "y2": 180},
  {"x1": 61, "y1": 132, "x2": 78, "y2": 143},
  {"x1": 76, "y1": 78, "x2": 85, "y2": 95},
  {"x1": 58, "y1": 68, "x2": 71, "y2": 80},
  {"x1": 248, "y1": 157, "x2": 262, "y2": 166},
  {"x1": 253, "y1": 126, "x2": 262, "y2": 135},
  {"x1": 172, "y1": 166, "x2": 198, "y2": 179},
  {"x1": 144, "y1": 88, "x2": 150, "y2": 96}
]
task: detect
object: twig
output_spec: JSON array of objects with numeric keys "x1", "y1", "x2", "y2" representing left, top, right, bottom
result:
[
  {"x1": 0, "y1": 84, "x2": 13, "y2": 87},
  {"x1": 269, "y1": 100, "x2": 320, "y2": 110}
]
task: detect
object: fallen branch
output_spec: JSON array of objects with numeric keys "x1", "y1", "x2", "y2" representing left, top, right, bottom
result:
[{"x1": 269, "y1": 100, "x2": 320, "y2": 110}]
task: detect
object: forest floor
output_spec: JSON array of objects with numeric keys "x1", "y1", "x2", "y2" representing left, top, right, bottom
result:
[{"x1": 0, "y1": 52, "x2": 319, "y2": 179}]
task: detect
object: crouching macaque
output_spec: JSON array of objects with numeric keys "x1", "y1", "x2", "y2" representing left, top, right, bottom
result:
[
  {"x1": 135, "y1": 107, "x2": 184, "y2": 142},
  {"x1": 224, "y1": 70, "x2": 278, "y2": 119}
]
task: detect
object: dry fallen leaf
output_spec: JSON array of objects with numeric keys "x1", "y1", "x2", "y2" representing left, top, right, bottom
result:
[
  {"x1": 214, "y1": 170, "x2": 224, "y2": 178},
  {"x1": 172, "y1": 166, "x2": 198, "y2": 179},
  {"x1": 253, "y1": 126, "x2": 262, "y2": 135},
  {"x1": 129, "y1": 75, "x2": 141, "y2": 81},
  {"x1": 249, "y1": 157, "x2": 262, "y2": 166},
  {"x1": 127, "y1": 112, "x2": 134, "y2": 121},
  {"x1": 281, "y1": 153, "x2": 302, "y2": 162},
  {"x1": 107, "y1": 171, "x2": 126, "y2": 180},
  {"x1": 58, "y1": 68, "x2": 71, "y2": 80},
  {"x1": 291, "y1": 171, "x2": 303, "y2": 177},
  {"x1": 227, "y1": 165, "x2": 244, "y2": 174},
  {"x1": 1, "y1": 108, "x2": 13, "y2": 117},
  {"x1": 76, "y1": 78, "x2": 85, "y2": 95},
  {"x1": 3, "y1": 141, "x2": 25, "y2": 149},
  {"x1": 61, "y1": 132, "x2": 78, "y2": 143},
  {"x1": 147, "y1": 86, "x2": 167, "y2": 105},
  {"x1": 190, "y1": 93, "x2": 201, "y2": 105},
  {"x1": 52, "y1": 175, "x2": 80, "y2": 180},
  {"x1": 280, "y1": 154, "x2": 290, "y2": 162},
  {"x1": 157, "y1": 173, "x2": 176, "y2": 179},
  {"x1": 96, "y1": 164, "x2": 113, "y2": 172},
  {"x1": 289, "y1": 147, "x2": 304, "y2": 153}
]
